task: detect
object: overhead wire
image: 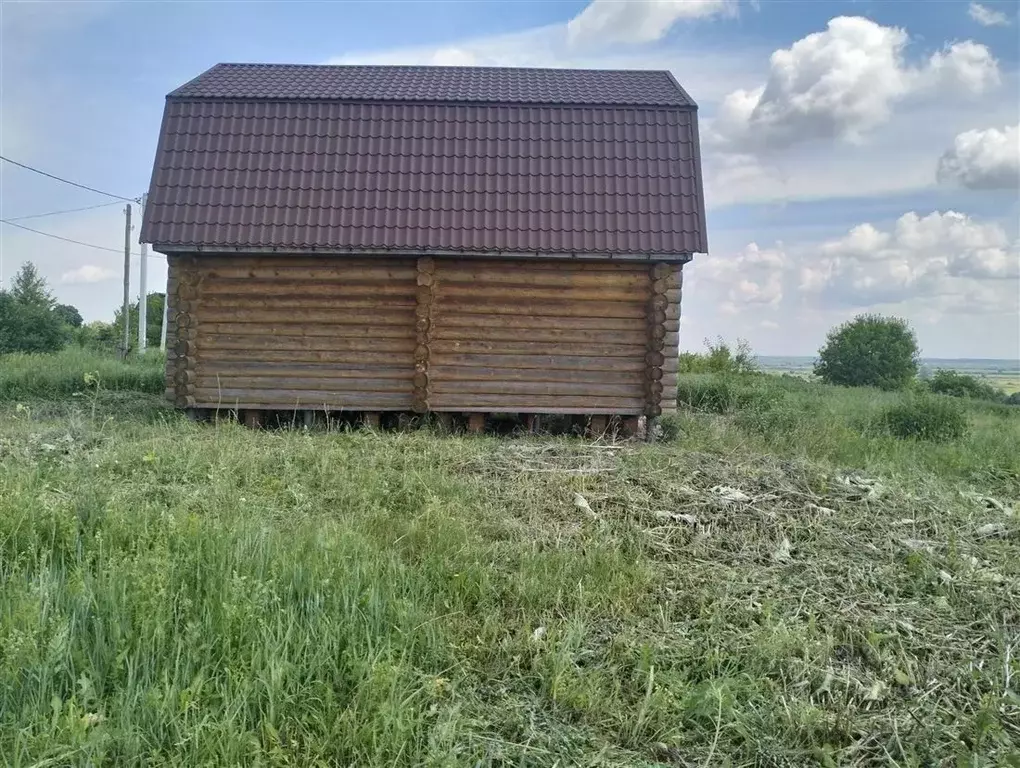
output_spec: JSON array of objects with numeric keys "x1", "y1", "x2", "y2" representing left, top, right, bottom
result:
[
  {"x1": 3, "y1": 199, "x2": 127, "y2": 221},
  {"x1": 0, "y1": 219, "x2": 162, "y2": 260},
  {"x1": 0, "y1": 154, "x2": 140, "y2": 203}
]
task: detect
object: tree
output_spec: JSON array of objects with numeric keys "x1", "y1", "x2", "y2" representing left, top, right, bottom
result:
[
  {"x1": 814, "y1": 314, "x2": 919, "y2": 390},
  {"x1": 113, "y1": 292, "x2": 165, "y2": 349},
  {"x1": 9, "y1": 261, "x2": 55, "y2": 309},
  {"x1": 0, "y1": 291, "x2": 65, "y2": 354},
  {"x1": 53, "y1": 303, "x2": 84, "y2": 328}
]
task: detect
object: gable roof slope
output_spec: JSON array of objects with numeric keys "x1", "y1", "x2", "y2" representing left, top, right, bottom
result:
[{"x1": 142, "y1": 64, "x2": 707, "y2": 256}]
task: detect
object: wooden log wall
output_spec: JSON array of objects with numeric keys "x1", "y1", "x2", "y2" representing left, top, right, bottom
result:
[
  {"x1": 426, "y1": 259, "x2": 653, "y2": 414},
  {"x1": 647, "y1": 263, "x2": 682, "y2": 417},
  {"x1": 168, "y1": 255, "x2": 685, "y2": 417},
  {"x1": 176, "y1": 256, "x2": 417, "y2": 410}
]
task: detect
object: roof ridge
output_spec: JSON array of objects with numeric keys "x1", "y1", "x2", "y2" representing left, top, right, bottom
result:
[{"x1": 213, "y1": 62, "x2": 676, "y2": 76}]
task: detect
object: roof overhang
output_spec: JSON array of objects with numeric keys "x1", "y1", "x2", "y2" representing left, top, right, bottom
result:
[{"x1": 152, "y1": 245, "x2": 696, "y2": 263}]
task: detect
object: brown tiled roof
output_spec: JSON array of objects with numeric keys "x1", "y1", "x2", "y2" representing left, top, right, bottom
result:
[{"x1": 142, "y1": 64, "x2": 707, "y2": 256}]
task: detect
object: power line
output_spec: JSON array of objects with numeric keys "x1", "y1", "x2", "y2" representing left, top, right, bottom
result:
[
  {"x1": 3, "y1": 199, "x2": 127, "y2": 221},
  {"x1": 0, "y1": 218, "x2": 162, "y2": 260},
  {"x1": 0, "y1": 154, "x2": 139, "y2": 203}
]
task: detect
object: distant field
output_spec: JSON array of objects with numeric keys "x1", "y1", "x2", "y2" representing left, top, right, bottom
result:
[{"x1": 759, "y1": 356, "x2": 1020, "y2": 394}]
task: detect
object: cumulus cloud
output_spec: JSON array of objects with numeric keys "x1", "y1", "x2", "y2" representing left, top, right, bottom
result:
[
  {"x1": 61, "y1": 264, "x2": 117, "y2": 284},
  {"x1": 801, "y1": 211, "x2": 1018, "y2": 308},
  {"x1": 709, "y1": 16, "x2": 1001, "y2": 152},
  {"x1": 567, "y1": 0, "x2": 735, "y2": 47},
  {"x1": 937, "y1": 124, "x2": 1020, "y2": 189},
  {"x1": 695, "y1": 242, "x2": 787, "y2": 308},
  {"x1": 969, "y1": 2, "x2": 1010, "y2": 26}
]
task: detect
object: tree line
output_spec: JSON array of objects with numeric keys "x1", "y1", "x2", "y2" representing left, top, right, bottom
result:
[{"x1": 0, "y1": 261, "x2": 164, "y2": 355}]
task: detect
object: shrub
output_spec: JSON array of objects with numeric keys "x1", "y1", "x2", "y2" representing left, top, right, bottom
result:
[
  {"x1": 679, "y1": 337, "x2": 757, "y2": 375},
  {"x1": 879, "y1": 395, "x2": 968, "y2": 442},
  {"x1": 814, "y1": 314, "x2": 919, "y2": 390},
  {"x1": 0, "y1": 292, "x2": 66, "y2": 354},
  {"x1": 926, "y1": 369, "x2": 1005, "y2": 403}
]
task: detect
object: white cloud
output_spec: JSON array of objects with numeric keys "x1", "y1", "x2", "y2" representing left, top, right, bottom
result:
[
  {"x1": 709, "y1": 16, "x2": 1001, "y2": 152},
  {"x1": 969, "y1": 2, "x2": 1010, "y2": 26},
  {"x1": 924, "y1": 40, "x2": 1001, "y2": 93},
  {"x1": 61, "y1": 265, "x2": 117, "y2": 284},
  {"x1": 566, "y1": 0, "x2": 735, "y2": 47},
  {"x1": 693, "y1": 242, "x2": 787, "y2": 308},
  {"x1": 937, "y1": 124, "x2": 1020, "y2": 190},
  {"x1": 802, "y1": 211, "x2": 1019, "y2": 308}
]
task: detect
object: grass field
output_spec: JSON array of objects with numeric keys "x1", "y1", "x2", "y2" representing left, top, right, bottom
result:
[{"x1": 1, "y1": 357, "x2": 1018, "y2": 765}]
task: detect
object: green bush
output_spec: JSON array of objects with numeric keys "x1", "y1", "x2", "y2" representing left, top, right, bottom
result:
[
  {"x1": 925, "y1": 369, "x2": 1005, "y2": 403},
  {"x1": 815, "y1": 314, "x2": 919, "y2": 390},
  {"x1": 0, "y1": 292, "x2": 66, "y2": 354},
  {"x1": 879, "y1": 395, "x2": 968, "y2": 442},
  {"x1": 679, "y1": 337, "x2": 757, "y2": 375}
]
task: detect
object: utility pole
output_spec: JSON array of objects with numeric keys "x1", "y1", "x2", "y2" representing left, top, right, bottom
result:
[
  {"x1": 138, "y1": 194, "x2": 148, "y2": 352},
  {"x1": 122, "y1": 203, "x2": 132, "y2": 357},
  {"x1": 160, "y1": 285, "x2": 168, "y2": 351}
]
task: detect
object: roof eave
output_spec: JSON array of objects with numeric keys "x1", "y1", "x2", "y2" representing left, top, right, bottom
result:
[{"x1": 150, "y1": 244, "x2": 696, "y2": 263}]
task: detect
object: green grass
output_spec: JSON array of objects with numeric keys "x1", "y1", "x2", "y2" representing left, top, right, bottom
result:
[
  {"x1": 1, "y1": 369, "x2": 1018, "y2": 765},
  {"x1": 673, "y1": 373, "x2": 1020, "y2": 497},
  {"x1": 0, "y1": 348, "x2": 165, "y2": 401}
]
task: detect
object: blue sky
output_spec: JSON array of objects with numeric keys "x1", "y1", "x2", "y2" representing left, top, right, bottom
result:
[{"x1": 1, "y1": 0, "x2": 1017, "y2": 358}]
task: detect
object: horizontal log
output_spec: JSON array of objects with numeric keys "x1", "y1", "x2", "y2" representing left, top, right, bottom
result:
[
  {"x1": 196, "y1": 334, "x2": 416, "y2": 354},
  {"x1": 436, "y1": 313, "x2": 645, "y2": 332},
  {"x1": 436, "y1": 283, "x2": 646, "y2": 303},
  {"x1": 192, "y1": 402, "x2": 410, "y2": 412},
  {"x1": 430, "y1": 379, "x2": 645, "y2": 398},
  {"x1": 191, "y1": 388, "x2": 414, "y2": 408},
  {"x1": 430, "y1": 338, "x2": 645, "y2": 358},
  {"x1": 198, "y1": 322, "x2": 414, "y2": 340},
  {"x1": 431, "y1": 324, "x2": 648, "y2": 346},
  {"x1": 195, "y1": 376, "x2": 412, "y2": 393},
  {"x1": 433, "y1": 299, "x2": 647, "y2": 320},
  {"x1": 664, "y1": 319, "x2": 680, "y2": 333},
  {"x1": 196, "y1": 361, "x2": 411, "y2": 377},
  {"x1": 430, "y1": 352, "x2": 646, "y2": 372},
  {"x1": 201, "y1": 280, "x2": 415, "y2": 298},
  {"x1": 200, "y1": 296, "x2": 417, "y2": 311},
  {"x1": 428, "y1": 393, "x2": 644, "y2": 412},
  {"x1": 197, "y1": 256, "x2": 412, "y2": 270},
  {"x1": 198, "y1": 308, "x2": 415, "y2": 325},
  {"x1": 663, "y1": 357, "x2": 680, "y2": 374},
  {"x1": 202, "y1": 265, "x2": 416, "y2": 281},
  {"x1": 435, "y1": 269, "x2": 651, "y2": 290},
  {"x1": 197, "y1": 349, "x2": 412, "y2": 365},
  {"x1": 429, "y1": 365, "x2": 641, "y2": 385},
  {"x1": 443, "y1": 259, "x2": 649, "y2": 273}
]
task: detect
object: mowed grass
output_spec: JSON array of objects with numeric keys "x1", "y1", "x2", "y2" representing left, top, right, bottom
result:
[{"x1": 1, "y1": 380, "x2": 1018, "y2": 764}]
